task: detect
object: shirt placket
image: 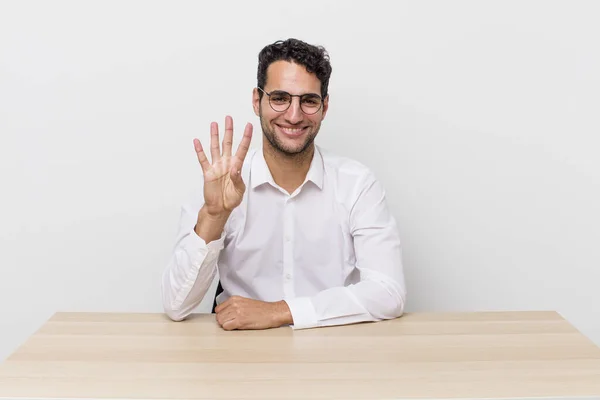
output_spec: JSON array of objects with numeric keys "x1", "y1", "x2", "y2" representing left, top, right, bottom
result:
[{"x1": 282, "y1": 197, "x2": 295, "y2": 298}]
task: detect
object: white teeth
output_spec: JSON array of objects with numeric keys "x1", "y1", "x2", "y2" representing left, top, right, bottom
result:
[{"x1": 280, "y1": 127, "x2": 304, "y2": 134}]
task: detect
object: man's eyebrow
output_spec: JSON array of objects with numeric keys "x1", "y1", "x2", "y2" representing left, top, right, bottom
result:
[{"x1": 269, "y1": 88, "x2": 321, "y2": 96}]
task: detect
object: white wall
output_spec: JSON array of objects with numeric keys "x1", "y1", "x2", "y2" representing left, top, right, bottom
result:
[{"x1": 1, "y1": 0, "x2": 599, "y2": 361}]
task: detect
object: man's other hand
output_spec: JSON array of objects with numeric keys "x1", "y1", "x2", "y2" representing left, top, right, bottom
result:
[{"x1": 214, "y1": 296, "x2": 293, "y2": 330}]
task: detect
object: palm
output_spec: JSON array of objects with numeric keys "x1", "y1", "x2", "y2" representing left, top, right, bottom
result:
[
  {"x1": 203, "y1": 156, "x2": 242, "y2": 211},
  {"x1": 194, "y1": 116, "x2": 253, "y2": 216}
]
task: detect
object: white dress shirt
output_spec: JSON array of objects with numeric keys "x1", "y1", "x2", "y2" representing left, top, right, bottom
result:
[{"x1": 161, "y1": 145, "x2": 406, "y2": 329}]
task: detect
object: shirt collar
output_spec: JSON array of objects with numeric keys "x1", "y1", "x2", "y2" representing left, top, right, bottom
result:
[
  {"x1": 305, "y1": 146, "x2": 324, "y2": 190},
  {"x1": 250, "y1": 146, "x2": 324, "y2": 191}
]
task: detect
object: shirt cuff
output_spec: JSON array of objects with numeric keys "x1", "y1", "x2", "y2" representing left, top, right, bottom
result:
[
  {"x1": 182, "y1": 228, "x2": 226, "y2": 259},
  {"x1": 284, "y1": 297, "x2": 319, "y2": 330}
]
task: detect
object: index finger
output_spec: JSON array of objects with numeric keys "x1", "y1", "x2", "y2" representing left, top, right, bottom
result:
[{"x1": 234, "y1": 122, "x2": 253, "y2": 162}]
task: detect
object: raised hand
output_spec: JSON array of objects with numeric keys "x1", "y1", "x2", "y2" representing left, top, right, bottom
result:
[{"x1": 194, "y1": 116, "x2": 253, "y2": 217}]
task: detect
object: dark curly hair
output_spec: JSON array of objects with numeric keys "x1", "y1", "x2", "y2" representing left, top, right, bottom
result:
[{"x1": 257, "y1": 38, "x2": 332, "y2": 100}]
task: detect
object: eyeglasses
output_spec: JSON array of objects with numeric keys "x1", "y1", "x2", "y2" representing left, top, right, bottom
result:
[{"x1": 257, "y1": 87, "x2": 323, "y2": 115}]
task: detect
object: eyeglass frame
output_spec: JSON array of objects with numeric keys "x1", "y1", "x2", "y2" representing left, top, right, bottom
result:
[{"x1": 257, "y1": 87, "x2": 325, "y2": 115}]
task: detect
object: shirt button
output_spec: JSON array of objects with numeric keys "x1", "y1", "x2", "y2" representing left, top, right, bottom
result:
[
  {"x1": 285, "y1": 273, "x2": 292, "y2": 280},
  {"x1": 285, "y1": 235, "x2": 291, "y2": 242}
]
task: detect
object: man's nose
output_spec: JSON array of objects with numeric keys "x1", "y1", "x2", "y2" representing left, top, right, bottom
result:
[{"x1": 284, "y1": 97, "x2": 304, "y2": 124}]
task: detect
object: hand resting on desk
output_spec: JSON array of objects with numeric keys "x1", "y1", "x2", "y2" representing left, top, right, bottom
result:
[{"x1": 215, "y1": 295, "x2": 293, "y2": 330}]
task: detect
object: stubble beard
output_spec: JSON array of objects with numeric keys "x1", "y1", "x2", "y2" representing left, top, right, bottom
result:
[{"x1": 259, "y1": 108, "x2": 320, "y2": 162}]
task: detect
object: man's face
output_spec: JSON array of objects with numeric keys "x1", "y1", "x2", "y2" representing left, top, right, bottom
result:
[{"x1": 253, "y1": 60, "x2": 329, "y2": 156}]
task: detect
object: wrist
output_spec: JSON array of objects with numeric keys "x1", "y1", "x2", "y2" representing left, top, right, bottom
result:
[
  {"x1": 195, "y1": 207, "x2": 231, "y2": 243},
  {"x1": 201, "y1": 206, "x2": 231, "y2": 221},
  {"x1": 272, "y1": 300, "x2": 293, "y2": 327}
]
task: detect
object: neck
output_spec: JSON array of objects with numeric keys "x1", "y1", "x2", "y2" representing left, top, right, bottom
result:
[{"x1": 263, "y1": 142, "x2": 315, "y2": 194}]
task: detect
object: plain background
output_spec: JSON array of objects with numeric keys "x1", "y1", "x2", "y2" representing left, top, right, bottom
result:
[{"x1": 1, "y1": 0, "x2": 599, "y2": 361}]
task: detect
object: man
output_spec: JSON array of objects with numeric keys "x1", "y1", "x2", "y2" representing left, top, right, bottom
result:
[{"x1": 162, "y1": 38, "x2": 406, "y2": 330}]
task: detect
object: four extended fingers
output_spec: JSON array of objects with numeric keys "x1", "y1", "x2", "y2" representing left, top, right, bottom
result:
[{"x1": 195, "y1": 117, "x2": 253, "y2": 173}]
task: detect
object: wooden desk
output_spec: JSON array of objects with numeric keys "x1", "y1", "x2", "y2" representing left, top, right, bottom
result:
[{"x1": 1, "y1": 311, "x2": 600, "y2": 399}]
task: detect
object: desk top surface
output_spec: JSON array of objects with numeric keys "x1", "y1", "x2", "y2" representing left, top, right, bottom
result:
[{"x1": 1, "y1": 311, "x2": 600, "y2": 400}]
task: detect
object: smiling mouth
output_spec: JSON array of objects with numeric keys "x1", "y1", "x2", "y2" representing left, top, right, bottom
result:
[{"x1": 276, "y1": 125, "x2": 308, "y2": 137}]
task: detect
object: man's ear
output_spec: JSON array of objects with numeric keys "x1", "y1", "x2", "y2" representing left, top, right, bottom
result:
[
  {"x1": 252, "y1": 88, "x2": 261, "y2": 117},
  {"x1": 321, "y1": 94, "x2": 329, "y2": 120}
]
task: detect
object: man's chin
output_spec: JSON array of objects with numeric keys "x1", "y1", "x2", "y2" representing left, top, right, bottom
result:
[
  {"x1": 272, "y1": 138, "x2": 314, "y2": 156},
  {"x1": 276, "y1": 144, "x2": 308, "y2": 155}
]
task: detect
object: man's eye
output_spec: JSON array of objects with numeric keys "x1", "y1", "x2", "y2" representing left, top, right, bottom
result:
[
  {"x1": 302, "y1": 96, "x2": 320, "y2": 105},
  {"x1": 271, "y1": 95, "x2": 289, "y2": 103}
]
